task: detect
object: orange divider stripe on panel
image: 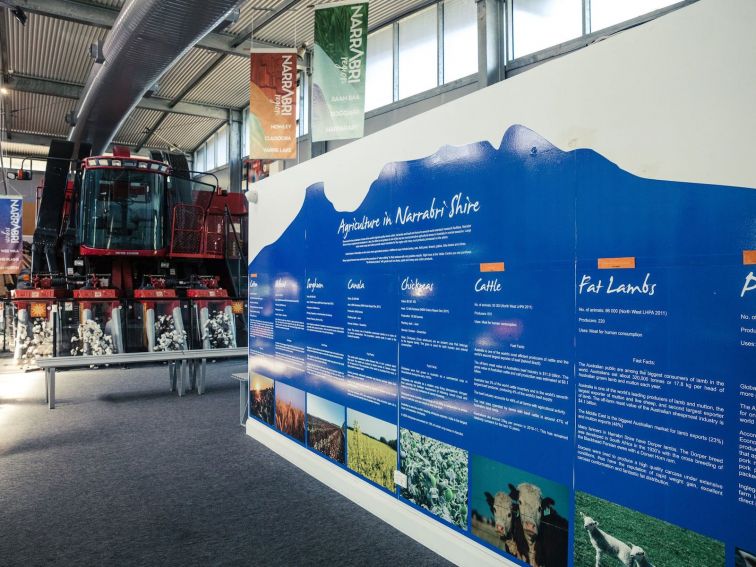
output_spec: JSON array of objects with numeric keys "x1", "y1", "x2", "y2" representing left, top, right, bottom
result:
[
  {"x1": 744, "y1": 251, "x2": 756, "y2": 265},
  {"x1": 250, "y1": 273, "x2": 257, "y2": 278},
  {"x1": 480, "y1": 262, "x2": 505, "y2": 273},
  {"x1": 598, "y1": 257, "x2": 636, "y2": 269}
]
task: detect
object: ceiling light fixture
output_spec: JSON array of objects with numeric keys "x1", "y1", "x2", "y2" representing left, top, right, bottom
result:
[
  {"x1": 11, "y1": 6, "x2": 26, "y2": 25},
  {"x1": 0, "y1": 3, "x2": 27, "y2": 26}
]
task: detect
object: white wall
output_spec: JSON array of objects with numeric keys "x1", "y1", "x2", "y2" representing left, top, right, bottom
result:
[
  {"x1": 249, "y1": 0, "x2": 756, "y2": 262},
  {"x1": 245, "y1": 2, "x2": 755, "y2": 563}
]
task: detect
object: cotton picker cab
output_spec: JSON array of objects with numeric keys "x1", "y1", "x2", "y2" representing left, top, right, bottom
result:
[{"x1": 12, "y1": 141, "x2": 247, "y2": 363}]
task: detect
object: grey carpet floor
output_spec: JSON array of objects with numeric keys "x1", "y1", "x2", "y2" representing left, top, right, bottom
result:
[{"x1": 0, "y1": 361, "x2": 450, "y2": 566}]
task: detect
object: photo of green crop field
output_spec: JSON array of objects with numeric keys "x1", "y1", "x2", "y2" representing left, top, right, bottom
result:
[
  {"x1": 400, "y1": 428, "x2": 468, "y2": 530},
  {"x1": 346, "y1": 409, "x2": 397, "y2": 491},
  {"x1": 575, "y1": 491, "x2": 724, "y2": 567}
]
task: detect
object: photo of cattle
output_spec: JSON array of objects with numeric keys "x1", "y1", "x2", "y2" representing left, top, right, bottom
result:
[
  {"x1": 346, "y1": 409, "x2": 397, "y2": 491},
  {"x1": 737, "y1": 547, "x2": 756, "y2": 567},
  {"x1": 575, "y1": 491, "x2": 724, "y2": 567},
  {"x1": 249, "y1": 374, "x2": 274, "y2": 425},
  {"x1": 306, "y1": 394, "x2": 345, "y2": 463},
  {"x1": 275, "y1": 382, "x2": 305, "y2": 443},
  {"x1": 399, "y1": 428, "x2": 468, "y2": 530},
  {"x1": 470, "y1": 454, "x2": 569, "y2": 567}
]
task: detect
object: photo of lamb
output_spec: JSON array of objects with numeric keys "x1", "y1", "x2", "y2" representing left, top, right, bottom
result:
[
  {"x1": 470, "y1": 454, "x2": 569, "y2": 567},
  {"x1": 574, "y1": 491, "x2": 724, "y2": 567},
  {"x1": 249, "y1": 374, "x2": 274, "y2": 425},
  {"x1": 275, "y1": 382, "x2": 305, "y2": 443},
  {"x1": 736, "y1": 547, "x2": 756, "y2": 567},
  {"x1": 399, "y1": 428, "x2": 468, "y2": 530}
]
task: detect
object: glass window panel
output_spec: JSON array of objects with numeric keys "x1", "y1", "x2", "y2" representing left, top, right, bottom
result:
[
  {"x1": 300, "y1": 71, "x2": 309, "y2": 136},
  {"x1": 512, "y1": 0, "x2": 582, "y2": 59},
  {"x1": 216, "y1": 126, "x2": 228, "y2": 167},
  {"x1": 443, "y1": 0, "x2": 478, "y2": 82},
  {"x1": 296, "y1": 72, "x2": 303, "y2": 137},
  {"x1": 365, "y1": 26, "x2": 394, "y2": 111},
  {"x1": 79, "y1": 169, "x2": 165, "y2": 252},
  {"x1": 292, "y1": 71, "x2": 309, "y2": 137},
  {"x1": 10, "y1": 158, "x2": 23, "y2": 170},
  {"x1": 590, "y1": 0, "x2": 678, "y2": 31},
  {"x1": 398, "y1": 6, "x2": 438, "y2": 100},
  {"x1": 206, "y1": 136, "x2": 216, "y2": 171},
  {"x1": 1, "y1": 157, "x2": 10, "y2": 169},
  {"x1": 33, "y1": 160, "x2": 46, "y2": 172},
  {"x1": 195, "y1": 145, "x2": 205, "y2": 173}
]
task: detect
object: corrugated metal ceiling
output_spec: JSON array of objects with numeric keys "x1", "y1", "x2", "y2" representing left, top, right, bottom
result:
[
  {"x1": 253, "y1": 0, "x2": 434, "y2": 47},
  {"x1": 6, "y1": 11, "x2": 106, "y2": 85},
  {"x1": 227, "y1": 0, "x2": 282, "y2": 36},
  {"x1": 183, "y1": 55, "x2": 250, "y2": 108},
  {"x1": 146, "y1": 113, "x2": 225, "y2": 152},
  {"x1": 1, "y1": 142, "x2": 50, "y2": 157},
  {"x1": 154, "y1": 48, "x2": 219, "y2": 101},
  {"x1": 88, "y1": 0, "x2": 129, "y2": 8},
  {"x1": 5, "y1": 91, "x2": 76, "y2": 137},
  {"x1": 112, "y1": 107, "x2": 164, "y2": 146},
  {"x1": 1, "y1": 0, "x2": 438, "y2": 156}
]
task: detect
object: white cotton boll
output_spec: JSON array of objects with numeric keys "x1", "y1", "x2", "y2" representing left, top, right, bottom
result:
[{"x1": 70, "y1": 319, "x2": 117, "y2": 356}]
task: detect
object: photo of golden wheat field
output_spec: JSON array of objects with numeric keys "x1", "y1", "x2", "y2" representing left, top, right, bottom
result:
[
  {"x1": 275, "y1": 382, "x2": 305, "y2": 442},
  {"x1": 346, "y1": 409, "x2": 397, "y2": 491}
]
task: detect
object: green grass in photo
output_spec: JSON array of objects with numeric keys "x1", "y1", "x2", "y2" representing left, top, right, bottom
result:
[{"x1": 574, "y1": 491, "x2": 724, "y2": 567}]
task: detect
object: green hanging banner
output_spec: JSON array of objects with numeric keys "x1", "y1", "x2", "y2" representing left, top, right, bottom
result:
[{"x1": 312, "y1": 1, "x2": 369, "y2": 142}]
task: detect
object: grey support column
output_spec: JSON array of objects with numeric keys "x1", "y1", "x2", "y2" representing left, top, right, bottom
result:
[
  {"x1": 477, "y1": 0, "x2": 505, "y2": 87},
  {"x1": 229, "y1": 109, "x2": 243, "y2": 194}
]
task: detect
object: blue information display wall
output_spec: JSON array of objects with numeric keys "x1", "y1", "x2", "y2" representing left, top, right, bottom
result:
[{"x1": 248, "y1": 126, "x2": 755, "y2": 567}]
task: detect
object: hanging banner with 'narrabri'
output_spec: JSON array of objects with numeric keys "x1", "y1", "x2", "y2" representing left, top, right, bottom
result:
[
  {"x1": 0, "y1": 196, "x2": 23, "y2": 274},
  {"x1": 312, "y1": 1, "x2": 369, "y2": 142},
  {"x1": 249, "y1": 48, "x2": 298, "y2": 160}
]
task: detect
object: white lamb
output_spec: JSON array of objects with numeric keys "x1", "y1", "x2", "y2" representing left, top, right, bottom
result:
[
  {"x1": 582, "y1": 514, "x2": 633, "y2": 567},
  {"x1": 738, "y1": 549, "x2": 756, "y2": 567},
  {"x1": 630, "y1": 545, "x2": 655, "y2": 567}
]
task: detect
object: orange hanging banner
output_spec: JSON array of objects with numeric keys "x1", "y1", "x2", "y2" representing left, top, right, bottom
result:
[{"x1": 249, "y1": 48, "x2": 298, "y2": 160}]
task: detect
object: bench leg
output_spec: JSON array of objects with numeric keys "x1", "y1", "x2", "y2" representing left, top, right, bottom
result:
[
  {"x1": 239, "y1": 379, "x2": 247, "y2": 425},
  {"x1": 168, "y1": 363, "x2": 176, "y2": 392},
  {"x1": 189, "y1": 360, "x2": 197, "y2": 391},
  {"x1": 44, "y1": 368, "x2": 49, "y2": 404},
  {"x1": 197, "y1": 358, "x2": 207, "y2": 395},
  {"x1": 48, "y1": 368, "x2": 55, "y2": 410},
  {"x1": 178, "y1": 360, "x2": 186, "y2": 397}
]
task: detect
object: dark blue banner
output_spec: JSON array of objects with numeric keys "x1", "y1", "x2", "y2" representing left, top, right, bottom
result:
[
  {"x1": 0, "y1": 196, "x2": 23, "y2": 274},
  {"x1": 248, "y1": 125, "x2": 755, "y2": 567}
]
